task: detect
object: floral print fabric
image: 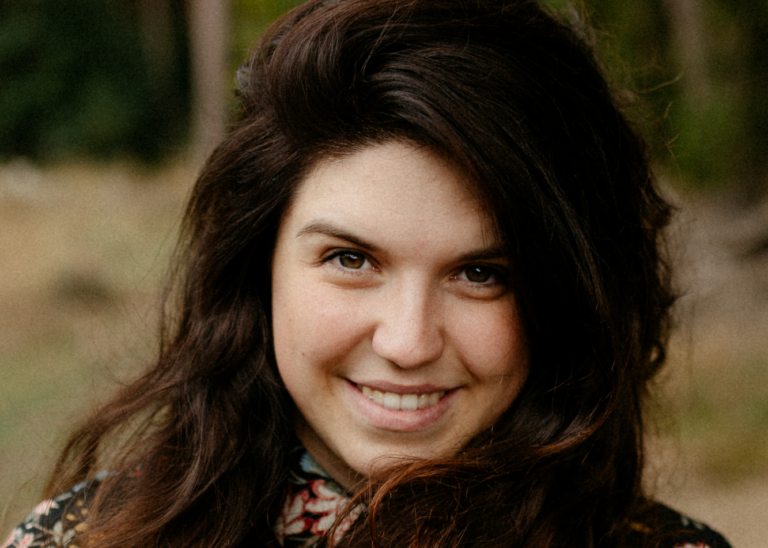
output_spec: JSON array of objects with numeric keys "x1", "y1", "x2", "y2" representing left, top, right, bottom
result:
[
  {"x1": 0, "y1": 454, "x2": 362, "y2": 548},
  {"x1": 274, "y1": 450, "x2": 363, "y2": 547},
  {"x1": 2, "y1": 471, "x2": 107, "y2": 548},
  {"x1": 2, "y1": 454, "x2": 731, "y2": 548}
]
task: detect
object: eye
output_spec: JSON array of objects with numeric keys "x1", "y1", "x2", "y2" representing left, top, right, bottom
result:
[
  {"x1": 457, "y1": 265, "x2": 498, "y2": 284},
  {"x1": 326, "y1": 250, "x2": 372, "y2": 271},
  {"x1": 337, "y1": 252, "x2": 366, "y2": 269}
]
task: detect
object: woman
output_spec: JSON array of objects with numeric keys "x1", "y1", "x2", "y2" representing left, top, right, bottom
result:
[{"x1": 3, "y1": 1, "x2": 732, "y2": 547}]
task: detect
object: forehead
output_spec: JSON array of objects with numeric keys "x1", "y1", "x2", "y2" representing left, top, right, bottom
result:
[{"x1": 284, "y1": 142, "x2": 495, "y2": 248}]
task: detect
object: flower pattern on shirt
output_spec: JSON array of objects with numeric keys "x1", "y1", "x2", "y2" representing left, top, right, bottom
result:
[
  {"x1": 274, "y1": 448, "x2": 363, "y2": 547},
  {"x1": 1, "y1": 471, "x2": 107, "y2": 548},
  {"x1": 2, "y1": 456, "x2": 732, "y2": 548}
]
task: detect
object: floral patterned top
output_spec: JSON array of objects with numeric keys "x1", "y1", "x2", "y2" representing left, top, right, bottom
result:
[
  {"x1": 2, "y1": 452, "x2": 732, "y2": 548},
  {"x1": 274, "y1": 447, "x2": 363, "y2": 547}
]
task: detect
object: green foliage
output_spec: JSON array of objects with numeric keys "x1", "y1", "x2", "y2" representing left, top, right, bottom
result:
[
  {"x1": 3, "y1": 0, "x2": 766, "y2": 193},
  {"x1": 543, "y1": 0, "x2": 768, "y2": 195},
  {"x1": 0, "y1": 0, "x2": 189, "y2": 163},
  {"x1": 671, "y1": 89, "x2": 745, "y2": 190},
  {"x1": 231, "y1": 0, "x2": 306, "y2": 71}
]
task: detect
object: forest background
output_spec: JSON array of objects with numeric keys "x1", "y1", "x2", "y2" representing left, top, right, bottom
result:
[{"x1": 1, "y1": 0, "x2": 766, "y2": 546}]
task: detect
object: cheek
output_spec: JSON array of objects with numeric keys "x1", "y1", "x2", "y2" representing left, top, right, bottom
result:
[
  {"x1": 449, "y1": 299, "x2": 529, "y2": 384},
  {"x1": 272, "y1": 279, "x2": 373, "y2": 378}
]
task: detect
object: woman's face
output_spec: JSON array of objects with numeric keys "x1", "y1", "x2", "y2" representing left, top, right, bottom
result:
[{"x1": 271, "y1": 142, "x2": 528, "y2": 487}]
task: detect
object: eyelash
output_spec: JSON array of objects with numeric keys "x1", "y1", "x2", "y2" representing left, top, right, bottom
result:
[{"x1": 322, "y1": 250, "x2": 507, "y2": 288}]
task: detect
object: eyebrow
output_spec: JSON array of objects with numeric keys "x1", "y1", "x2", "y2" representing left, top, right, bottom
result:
[
  {"x1": 458, "y1": 246, "x2": 508, "y2": 263},
  {"x1": 296, "y1": 219, "x2": 508, "y2": 263},
  {"x1": 296, "y1": 220, "x2": 380, "y2": 252}
]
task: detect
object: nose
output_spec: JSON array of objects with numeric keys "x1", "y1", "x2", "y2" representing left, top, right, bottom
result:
[{"x1": 371, "y1": 280, "x2": 445, "y2": 369}]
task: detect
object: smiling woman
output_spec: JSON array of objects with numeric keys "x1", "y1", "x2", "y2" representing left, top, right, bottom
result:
[
  {"x1": 272, "y1": 143, "x2": 528, "y2": 486},
  {"x1": 2, "y1": 1, "x2": 733, "y2": 548}
]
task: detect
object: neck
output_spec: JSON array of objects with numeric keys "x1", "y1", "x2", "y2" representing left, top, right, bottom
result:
[{"x1": 294, "y1": 416, "x2": 364, "y2": 491}]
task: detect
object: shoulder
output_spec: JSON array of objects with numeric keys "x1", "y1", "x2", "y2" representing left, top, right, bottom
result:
[
  {"x1": 1, "y1": 476, "x2": 104, "y2": 548},
  {"x1": 625, "y1": 501, "x2": 733, "y2": 548}
]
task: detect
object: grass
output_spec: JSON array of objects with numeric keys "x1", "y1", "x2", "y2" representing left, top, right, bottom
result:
[{"x1": 656, "y1": 343, "x2": 768, "y2": 482}]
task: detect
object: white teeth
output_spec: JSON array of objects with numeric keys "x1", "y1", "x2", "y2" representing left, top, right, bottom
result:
[
  {"x1": 400, "y1": 394, "x2": 418, "y2": 411},
  {"x1": 382, "y1": 392, "x2": 400, "y2": 409},
  {"x1": 360, "y1": 386, "x2": 445, "y2": 411}
]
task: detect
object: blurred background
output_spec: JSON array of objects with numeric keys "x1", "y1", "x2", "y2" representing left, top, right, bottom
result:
[{"x1": 1, "y1": 0, "x2": 766, "y2": 545}]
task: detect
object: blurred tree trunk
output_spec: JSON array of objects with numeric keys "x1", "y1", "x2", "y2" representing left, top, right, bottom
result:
[
  {"x1": 663, "y1": 0, "x2": 710, "y2": 104},
  {"x1": 188, "y1": 0, "x2": 229, "y2": 162}
]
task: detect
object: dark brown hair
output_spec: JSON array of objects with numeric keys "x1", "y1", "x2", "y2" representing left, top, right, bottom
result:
[{"x1": 47, "y1": 1, "x2": 673, "y2": 547}]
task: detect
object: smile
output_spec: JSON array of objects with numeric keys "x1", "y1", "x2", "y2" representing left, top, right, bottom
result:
[{"x1": 360, "y1": 385, "x2": 446, "y2": 411}]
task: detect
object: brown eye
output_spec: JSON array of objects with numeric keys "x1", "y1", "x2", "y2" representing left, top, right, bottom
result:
[
  {"x1": 464, "y1": 266, "x2": 493, "y2": 283},
  {"x1": 338, "y1": 252, "x2": 366, "y2": 269}
]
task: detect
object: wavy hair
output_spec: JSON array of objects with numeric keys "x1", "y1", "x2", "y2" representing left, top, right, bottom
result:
[{"x1": 47, "y1": 1, "x2": 673, "y2": 547}]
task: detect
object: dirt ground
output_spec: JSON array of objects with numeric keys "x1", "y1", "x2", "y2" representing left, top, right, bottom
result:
[
  {"x1": 650, "y1": 457, "x2": 768, "y2": 548},
  {"x1": 1, "y1": 162, "x2": 766, "y2": 543}
]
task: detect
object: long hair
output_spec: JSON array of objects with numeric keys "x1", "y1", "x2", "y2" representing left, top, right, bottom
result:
[{"x1": 47, "y1": 1, "x2": 673, "y2": 547}]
